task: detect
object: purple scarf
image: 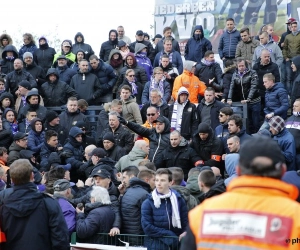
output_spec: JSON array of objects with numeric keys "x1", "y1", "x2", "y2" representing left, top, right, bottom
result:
[{"x1": 150, "y1": 76, "x2": 164, "y2": 95}]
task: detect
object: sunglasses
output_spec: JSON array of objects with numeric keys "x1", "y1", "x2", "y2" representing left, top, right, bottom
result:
[
  {"x1": 219, "y1": 114, "x2": 225, "y2": 117},
  {"x1": 128, "y1": 75, "x2": 135, "y2": 77},
  {"x1": 147, "y1": 113, "x2": 156, "y2": 116}
]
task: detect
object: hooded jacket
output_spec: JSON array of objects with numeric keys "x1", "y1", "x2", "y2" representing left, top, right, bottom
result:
[
  {"x1": 162, "y1": 138, "x2": 201, "y2": 179},
  {"x1": 0, "y1": 45, "x2": 19, "y2": 75},
  {"x1": 126, "y1": 116, "x2": 170, "y2": 168},
  {"x1": 72, "y1": 32, "x2": 94, "y2": 60},
  {"x1": 19, "y1": 40, "x2": 37, "y2": 60},
  {"x1": 69, "y1": 48, "x2": 85, "y2": 72},
  {"x1": 105, "y1": 144, "x2": 126, "y2": 162},
  {"x1": 56, "y1": 64, "x2": 76, "y2": 85},
  {"x1": 224, "y1": 153, "x2": 239, "y2": 186},
  {"x1": 2, "y1": 108, "x2": 18, "y2": 136},
  {"x1": 130, "y1": 38, "x2": 155, "y2": 63},
  {"x1": 33, "y1": 36, "x2": 56, "y2": 73},
  {"x1": 27, "y1": 118, "x2": 45, "y2": 154},
  {"x1": 24, "y1": 61, "x2": 46, "y2": 88},
  {"x1": 53, "y1": 40, "x2": 76, "y2": 67},
  {"x1": 291, "y1": 56, "x2": 300, "y2": 104},
  {"x1": 106, "y1": 49, "x2": 123, "y2": 74},
  {"x1": 135, "y1": 43, "x2": 153, "y2": 80},
  {"x1": 41, "y1": 68, "x2": 78, "y2": 106},
  {"x1": 168, "y1": 86, "x2": 199, "y2": 140},
  {"x1": 0, "y1": 33, "x2": 14, "y2": 57},
  {"x1": 0, "y1": 92, "x2": 14, "y2": 112},
  {"x1": 184, "y1": 25, "x2": 212, "y2": 63},
  {"x1": 115, "y1": 146, "x2": 148, "y2": 172},
  {"x1": 0, "y1": 182, "x2": 69, "y2": 250},
  {"x1": 171, "y1": 185, "x2": 198, "y2": 211},
  {"x1": 218, "y1": 28, "x2": 241, "y2": 59},
  {"x1": 99, "y1": 30, "x2": 118, "y2": 62}
]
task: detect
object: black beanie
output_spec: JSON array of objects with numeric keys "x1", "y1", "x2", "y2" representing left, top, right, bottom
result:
[
  {"x1": 292, "y1": 55, "x2": 300, "y2": 71},
  {"x1": 102, "y1": 132, "x2": 115, "y2": 143},
  {"x1": 197, "y1": 123, "x2": 210, "y2": 134},
  {"x1": 46, "y1": 110, "x2": 59, "y2": 122}
]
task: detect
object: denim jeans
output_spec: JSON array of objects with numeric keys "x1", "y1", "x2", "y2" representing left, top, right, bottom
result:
[{"x1": 248, "y1": 102, "x2": 261, "y2": 134}]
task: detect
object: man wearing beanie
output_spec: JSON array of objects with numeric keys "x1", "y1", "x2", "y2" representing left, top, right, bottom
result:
[
  {"x1": 23, "y1": 51, "x2": 46, "y2": 89},
  {"x1": 44, "y1": 110, "x2": 68, "y2": 145},
  {"x1": 291, "y1": 55, "x2": 300, "y2": 105},
  {"x1": 182, "y1": 136, "x2": 300, "y2": 249},
  {"x1": 190, "y1": 123, "x2": 223, "y2": 170},
  {"x1": 172, "y1": 60, "x2": 206, "y2": 105},
  {"x1": 102, "y1": 132, "x2": 126, "y2": 162},
  {"x1": 15, "y1": 80, "x2": 32, "y2": 113},
  {"x1": 74, "y1": 121, "x2": 96, "y2": 149},
  {"x1": 269, "y1": 116, "x2": 296, "y2": 171}
]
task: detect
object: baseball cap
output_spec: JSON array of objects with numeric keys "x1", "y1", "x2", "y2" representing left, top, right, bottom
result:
[
  {"x1": 286, "y1": 18, "x2": 297, "y2": 24},
  {"x1": 136, "y1": 30, "x2": 144, "y2": 36},
  {"x1": 152, "y1": 34, "x2": 162, "y2": 41},
  {"x1": 154, "y1": 116, "x2": 166, "y2": 123},
  {"x1": 90, "y1": 168, "x2": 111, "y2": 179},
  {"x1": 88, "y1": 148, "x2": 107, "y2": 158},
  {"x1": 53, "y1": 179, "x2": 75, "y2": 192},
  {"x1": 57, "y1": 55, "x2": 67, "y2": 60},
  {"x1": 14, "y1": 132, "x2": 27, "y2": 141}
]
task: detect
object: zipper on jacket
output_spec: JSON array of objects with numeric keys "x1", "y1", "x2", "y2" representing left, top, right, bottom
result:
[
  {"x1": 240, "y1": 75, "x2": 246, "y2": 100},
  {"x1": 152, "y1": 134, "x2": 161, "y2": 162},
  {"x1": 165, "y1": 198, "x2": 171, "y2": 230}
]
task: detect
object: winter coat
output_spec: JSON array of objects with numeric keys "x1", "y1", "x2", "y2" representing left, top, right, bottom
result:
[
  {"x1": 0, "y1": 182, "x2": 69, "y2": 250},
  {"x1": 224, "y1": 153, "x2": 239, "y2": 186},
  {"x1": 214, "y1": 122, "x2": 230, "y2": 139},
  {"x1": 2, "y1": 118, "x2": 18, "y2": 136},
  {"x1": 194, "y1": 61, "x2": 223, "y2": 90},
  {"x1": 159, "y1": 62, "x2": 179, "y2": 90},
  {"x1": 218, "y1": 28, "x2": 241, "y2": 59},
  {"x1": 99, "y1": 124, "x2": 134, "y2": 154},
  {"x1": 155, "y1": 36, "x2": 180, "y2": 55},
  {"x1": 197, "y1": 99, "x2": 226, "y2": 130},
  {"x1": 0, "y1": 45, "x2": 18, "y2": 75},
  {"x1": 24, "y1": 62, "x2": 46, "y2": 88},
  {"x1": 185, "y1": 174, "x2": 201, "y2": 201},
  {"x1": 115, "y1": 146, "x2": 148, "y2": 172},
  {"x1": 273, "y1": 128, "x2": 296, "y2": 171},
  {"x1": 168, "y1": 100, "x2": 199, "y2": 140},
  {"x1": 27, "y1": 130, "x2": 45, "y2": 154},
  {"x1": 72, "y1": 32, "x2": 94, "y2": 60},
  {"x1": 223, "y1": 128, "x2": 252, "y2": 154},
  {"x1": 105, "y1": 144, "x2": 126, "y2": 162},
  {"x1": 121, "y1": 96, "x2": 143, "y2": 124},
  {"x1": 235, "y1": 37, "x2": 260, "y2": 62},
  {"x1": 59, "y1": 109, "x2": 89, "y2": 134},
  {"x1": 142, "y1": 78, "x2": 171, "y2": 104},
  {"x1": 184, "y1": 25, "x2": 212, "y2": 63},
  {"x1": 99, "y1": 30, "x2": 118, "y2": 62},
  {"x1": 53, "y1": 52, "x2": 76, "y2": 68},
  {"x1": 135, "y1": 43, "x2": 153, "y2": 80},
  {"x1": 291, "y1": 56, "x2": 300, "y2": 104},
  {"x1": 153, "y1": 50, "x2": 183, "y2": 74},
  {"x1": 198, "y1": 179, "x2": 226, "y2": 203},
  {"x1": 170, "y1": 185, "x2": 198, "y2": 211},
  {"x1": 140, "y1": 100, "x2": 169, "y2": 123},
  {"x1": 190, "y1": 127, "x2": 223, "y2": 169},
  {"x1": 252, "y1": 58, "x2": 281, "y2": 96},
  {"x1": 141, "y1": 190, "x2": 188, "y2": 250},
  {"x1": 70, "y1": 71, "x2": 102, "y2": 105},
  {"x1": 44, "y1": 122, "x2": 68, "y2": 145},
  {"x1": 7, "y1": 142, "x2": 25, "y2": 166},
  {"x1": 76, "y1": 202, "x2": 115, "y2": 244},
  {"x1": 95, "y1": 105, "x2": 107, "y2": 140},
  {"x1": 130, "y1": 40, "x2": 155, "y2": 62},
  {"x1": 0, "y1": 129, "x2": 13, "y2": 150},
  {"x1": 56, "y1": 65, "x2": 76, "y2": 85},
  {"x1": 0, "y1": 92, "x2": 14, "y2": 113},
  {"x1": 252, "y1": 41, "x2": 283, "y2": 67},
  {"x1": 0, "y1": 34, "x2": 14, "y2": 59},
  {"x1": 33, "y1": 39, "x2": 56, "y2": 73},
  {"x1": 118, "y1": 78, "x2": 143, "y2": 104},
  {"x1": 40, "y1": 142, "x2": 63, "y2": 172},
  {"x1": 41, "y1": 68, "x2": 78, "y2": 106},
  {"x1": 121, "y1": 177, "x2": 151, "y2": 235},
  {"x1": 286, "y1": 115, "x2": 300, "y2": 154},
  {"x1": 126, "y1": 116, "x2": 170, "y2": 168},
  {"x1": 228, "y1": 68, "x2": 260, "y2": 102},
  {"x1": 90, "y1": 59, "x2": 117, "y2": 103},
  {"x1": 282, "y1": 32, "x2": 300, "y2": 59},
  {"x1": 19, "y1": 42, "x2": 37, "y2": 59},
  {"x1": 264, "y1": 83, "x2": 289, "y2": 119},
  {"x1": 162, "y1": 139, "x2": 201, "y2": 180},
  {"x1": 222, "y1": 65, "x2": 236, "y2": 100}
]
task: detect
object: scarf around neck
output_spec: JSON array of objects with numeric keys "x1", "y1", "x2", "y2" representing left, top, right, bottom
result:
[
  {"x1": 171, "y1": 99, "x2": 188, "y2": 132},
  {"x1": 150, "y1": 76, "x2": 165, "y2": 96}
]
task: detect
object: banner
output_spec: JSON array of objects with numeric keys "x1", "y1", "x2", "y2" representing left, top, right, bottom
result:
[{"x1": 154, "y1": 0, "x2": 300, "y2": 54}]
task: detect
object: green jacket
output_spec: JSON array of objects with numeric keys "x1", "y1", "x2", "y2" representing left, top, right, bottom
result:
[{"x1": 283, "y1": 32, "x2": 300, "y2": 59}]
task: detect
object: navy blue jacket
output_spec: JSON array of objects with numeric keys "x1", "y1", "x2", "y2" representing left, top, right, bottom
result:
[
  {"x1": 184, "y1": 25, "x2": 212, "y2": 63},
  {"x1": 264, "y1": 83, "x2": 289, "y2": 119},
  {"x1": 56, "y1": 65, "x2": 76, "y2": 85},
  {"x1": 40, "y1": 142, "x2": 62, "y2": 171},
  {"x1": 142, "y1": 79, "x2": 171, "y2": 104},
  {"x1": 27, "y1": 130, "x2": 45, "y2": 154},
  {"x1": 141, "y1": 189, "x2": 188, "y2": 250},
  {"x1": 153, "y1": 51, "x2": 183, "y2": 74},
  {"x1": 34, "y1": 43, "x2": 56, "y2": 73},
  {"x1": 218, "y1": 28, "x2": 241, "y2": 59},
  {"x1": 19, "y1": 42, "x2": 37, "y2": 59},
  {"x1": 215, "y1": 123, "x2": 229, "y2": 139},
  {"x1": 223, "y1": 128, "x2": 252, "y2": 153}
]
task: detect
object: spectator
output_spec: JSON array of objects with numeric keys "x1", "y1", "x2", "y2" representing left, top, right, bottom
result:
[
  {"x1": 159, "y1": 54, "x2": 179, "y2": 91},
  {"x1": 142, "y1": 67, "x2": 171, "y2": 104},
  {"x1": 153, "y1": 38, "x2": 183, "y2": 74},
  {"x1": 74, "y1": 121, "x2": 96, "y2": 149},
  {"x1": 0, "y1": 33, "x2": 15, "y2": 60},
  {"x1": 185, "y1": 168, "x2": 201, "y2": 202},
  {"x1": 154, "y1": 26, "x2": 180, "y2": 55},
  {"x1": 7, "y1": 132, "x2": 28, "y2": 166},
  {"x1": 98, "y1": 111, "x2": 134, "y2": 153},
  {"x1": 268, "y1": 116, "x2": 296, "y2": 171},
  {"x1": 0, "y1": 92, "x2": 14, "y2": 114},
  {"x1": 33, "y1": 36, "x2": 56, "y2": 73},
  {"x1": 197, "y1": 87, "x2": 225, "y2": 130},
  {"x1": 2, "y1": 108, "x2": 18, "y2": 135},
  {"x1": 224, "y1": 153, "x2": 239, "y2": 186},
  {"x1": 190, "y1": 123, "x2": 223, "y2": 170},
  {"x1": 15, "y1": 80, "x2": 32, "y2": 113},
  {"x1": 184, "y1": 25, "x2": 212, "y2": 64},
  {"x1": 141, "y1": 168, "x2": 188, "y2": 249},
  {"x1": 172, "y1": 60, "x2": 206, "y2": 105},
  {"x1": 291, "y1": 55, "x2": 300, "y2": 105},
  {"x1": 115, "y1": 140, "x2": 149, "y2": 172},
  {"x1": 226, "y1": 135, "x2": 240, "y2": 154},
  {"x1": 140, "y1": 88, "x2": 169, "y2": 123},
  {"x1": 106, "y1": 49, "x2": 123, "y2": 95},
  {"x1": 218, "y1": 18, "x2": 241, "y2": 63},
  {"x1": 0, "y1": 147, "x2": 9, "y2": 173},
  {"x1": 76, "y1": 186, "x2": 115, "y2": 243},
  {"x1": 101, "y1": 132, "x2": 126, "y2": 162},
  {"x1": 44, "y1": 111, "x2": 68, "y2": 145},
  {"x1": 214, "y1": 106, "x2": 233, "y2": 138},
  {"x1": 182, "y1": 137, "x2": 300, "y2": 249},
  {"x1": 162, "y1": 130, "x2": 201, "y2": 180},
  {"x1": 99, "y1": 29, "x2": 118, "y2": 62},
  {"x1": 18, "y1": 33, "x2": 37, "y2": 59},
  {"x1": 0, "y1": 166, "x2": 6, "y2": 191},
  {"x1": 221, "y1": 60, "x2": 236, "y2": 102},
  {"x1": 53, "y1": 40, "x2": 76, "y2": 67},
  {"x1": 70, "y1": 49, "x2": 85, "y2": 72},
  {"x1": 55, "y1": 55, "x2": 76, "y2": 85},
  {"x1": 152, "y1": 34, "x2": 162, "y2": 48},
  {"x1": 117, "y1": 26, "x2": 131, "y2": 45},
  {"x1": 0, "y1": 159, "x2": 69, "y2": 250},
  {"x1": 134, "y1": 43, "x2": 153, "y2": 80},
  {"x1": 41, "y1": 68, "x2": 78, "y2": 107},
  {"x1": 117, "y1": 40, "x2": 130, "y2": 60},
  {"x1": 0, "y1": 45, "x2": 18, "y2": 75},
  {"x1": 77, "y1": 144, "x2": 97, "y2": 180},
  {"x1": 18, "y1": 109, "x2": 37, "y2": 134},
  {"x1": 27, "y1": 118, "x2": 44, "y2": 154},
  {"x1": 168, "y1": 87, "x2": 199, "y2": 141},
  {"x1": 72, "y1": 32, "x2": 94, "y2": 60}
]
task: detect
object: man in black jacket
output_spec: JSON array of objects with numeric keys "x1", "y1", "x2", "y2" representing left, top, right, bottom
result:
[
  {"x1": 102, "y1": 132, "x2": 126, "y2": 162},
  {"x1": 72, "y1": 32, "x2": 94, "y2": 61},
  {"x1": 44, "y1": 111, "x2": 68, "y2": 145},
  {"x1": 0, "y1": 159, "x2": 69, "y2": 250},
  {"x1": 55, "y1": 55, "x2": 76, "y2": 85},
  {"x1": 99, "y1": 29, "x2": 118, "y2": 62}
]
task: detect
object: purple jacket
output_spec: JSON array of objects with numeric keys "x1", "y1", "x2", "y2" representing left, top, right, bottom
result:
[{"x1": 135, "y1": 53, "x2": 153, "y2": 81}]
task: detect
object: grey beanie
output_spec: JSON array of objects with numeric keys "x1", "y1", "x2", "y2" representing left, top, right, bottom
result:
[{"x1": 23, "y1": 52, "x2": 33, "y2": 60}]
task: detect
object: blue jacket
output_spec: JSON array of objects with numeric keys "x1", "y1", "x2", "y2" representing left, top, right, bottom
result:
[
  {"x1": 135, "y1": 52, "x2": 153, "y2": 81},
  {"x1": 273, "y1": 128, "x2": 296, "y2": 171},
  {"x1": 153, "y1": 51, "x2": 183, "y2": 74},
  {"x1": 215, "y1": 123, "x2": 229, "y2": 139},
  {"x1": 56, "y1": 65, "x2": 76, "y2": 85},
  {"x1": 264, "y1": 83, "x2": 289, "y2": 119},
  {"x1": 184, "y1": 25, "x2": 212, "y2": 63},
  {"x1": 19, "y1": 42, "x2": 37, "y2": 59},
  {"x1": 27, "y1": 130, "x2": 45, "y2": 154},
  {"x1": 218, "y1": 28, "x2": 241, "y2": 59},
  {"x1": 141, "y1": 189, "x2": 188, "y2": 250},
  {"x1": 142, "y1": 78, "x2": 171, "y2": 104},
  {"x1": 223, "y1": 128, "x2": 251, "y2": 153}
]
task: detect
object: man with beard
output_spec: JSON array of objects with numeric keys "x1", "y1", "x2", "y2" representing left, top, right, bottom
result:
[
  {"x1": 101, "y1": 132, "x2": 125, "y2": 162},
  {"x1": 41, "y1": 68, "x2": 78, "y2": 107},
  {"x1": 117, "y1": 26, "x2": 131, "y2": 45},
  {"x1": 72, "y1": 32, "x2": 94, "y2": 61},
  {"x1": 18, "y1": 33, "x2": 37, "y2": 59},
  {"x1": 70, "y1": 49, "x2": 86, "y2": 72},
  {"x1": 55, "y1": 55, "x2": 76, "y2": 85},
  {"x1": 44, "y1": 111, "x2": 68, "y2": 145},
  {"x1": 154, "y1": 26, "x2": 180, "y2": 55},
  {"x1": 99, "y1": 29, "x2": 118, "y2": 62}
]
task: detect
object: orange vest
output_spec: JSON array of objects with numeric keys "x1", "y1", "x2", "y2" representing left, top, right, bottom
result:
[
  {"x1": 188, "y1": 176, "x2": 300, "y2": 250},
  {"x1": 172, "y1": 70, "x2": 206, "y2": 104}
]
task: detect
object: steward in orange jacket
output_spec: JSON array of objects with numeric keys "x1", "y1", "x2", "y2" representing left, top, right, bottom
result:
[
  {"x1": 181, "y1": 137, "x2": 300, "y2": 250},
  {"x1": 172, "y1": 60, "x2": 206, "y2": 105}
]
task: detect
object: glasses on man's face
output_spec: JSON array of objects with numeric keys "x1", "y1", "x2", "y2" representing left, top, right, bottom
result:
[
  {"x1": 147, "y1": 113, "x2": 156, "y2": 116},
  {"x1": 219, "y1": 114, "x2": 225, "y2": 117},
  {"x1": 128, "y1": 75, "x2": 135, "y2": 77}
]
